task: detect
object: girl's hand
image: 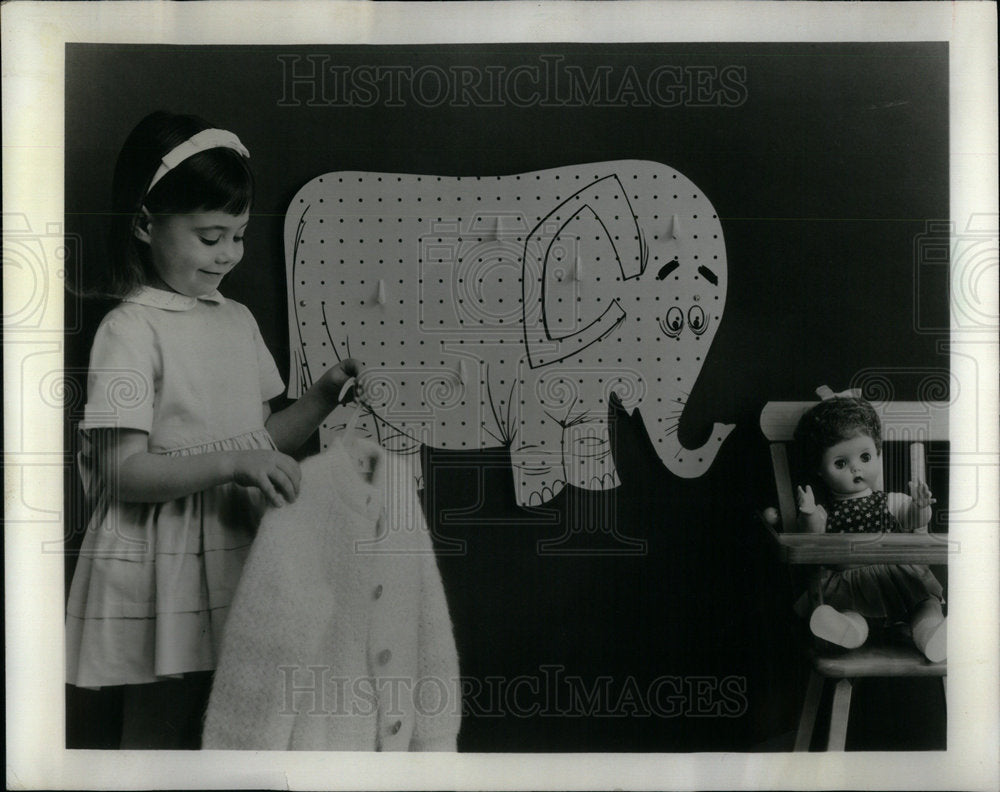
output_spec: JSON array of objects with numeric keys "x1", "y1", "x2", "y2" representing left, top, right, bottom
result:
[
  {"x1": 317, "y1": 358, "x2": 369, "y2": 408},
  {"x1": 796, "y1": 485, "x2": 817, "y2": 514},
  {"x1": 265, "y1": 359, "x2": 371, "y2": 455},
  {"x1": 909, "y1": 479, "x2": 937, "y2": 509},
  {"x1": 230, "y1": 450, "x2": 302, "y2": 507}
]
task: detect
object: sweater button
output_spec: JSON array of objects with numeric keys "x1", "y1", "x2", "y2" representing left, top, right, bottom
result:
[
  {"x1": 378, "y1": 649, "x2": 392, "y2": 666},
  {"x1": 374, "y1": 584, "x2": 383, "y2": 600},
  {"x1": 390, "y1": 720, "x2": 402, "y2": 735}
]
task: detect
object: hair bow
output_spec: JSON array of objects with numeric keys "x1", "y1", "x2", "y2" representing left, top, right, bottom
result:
[{"x1": 816, "y1": 385, "x2": 862, "y2": 401}]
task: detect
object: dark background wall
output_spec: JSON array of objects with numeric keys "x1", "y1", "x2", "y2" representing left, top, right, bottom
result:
[{"x1": 64, "y1": 42, "x2": 950, "y2": 751}]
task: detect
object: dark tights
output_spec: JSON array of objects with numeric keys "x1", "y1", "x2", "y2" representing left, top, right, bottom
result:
[{"x1": 119, "y1": 672, "x2": 213, "y2": 750}]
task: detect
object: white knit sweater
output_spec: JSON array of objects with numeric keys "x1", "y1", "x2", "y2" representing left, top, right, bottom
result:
[{"x1": 202, "y1": 438, "x2": 461, "y2": 750}]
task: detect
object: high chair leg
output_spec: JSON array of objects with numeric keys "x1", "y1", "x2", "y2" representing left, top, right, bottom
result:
[
  {"x1": 794, "y1": 670, "x2": 824, "y2": 751},
  {"x1": 827, "y1": 678, "x2": 853, "y2": 751}
]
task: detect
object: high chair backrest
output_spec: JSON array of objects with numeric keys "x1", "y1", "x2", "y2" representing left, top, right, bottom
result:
[{"x1": 760, "y1": 400, "x2": 949, "y2": 533}]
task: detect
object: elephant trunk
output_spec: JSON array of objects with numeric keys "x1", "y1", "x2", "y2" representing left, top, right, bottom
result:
[
  {"x1": 612, "y1": 391, "x2": 735, "y2": 479},
  {"x1": 657, "y1": 421, "x2": 735, "y2": 479}
]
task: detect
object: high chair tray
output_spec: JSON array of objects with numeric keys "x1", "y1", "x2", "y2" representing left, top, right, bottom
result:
[{"x1": 766, "y1": 527, "x2": 951, "y2": 565}]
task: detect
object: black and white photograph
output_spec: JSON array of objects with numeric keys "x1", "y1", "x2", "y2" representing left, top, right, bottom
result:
[{"x1": 4, "y1": 1, "x2": 998, "y2": 789}]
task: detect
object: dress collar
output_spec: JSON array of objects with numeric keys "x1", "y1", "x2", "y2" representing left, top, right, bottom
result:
[{"x1": 123, "y1": 286, "x2": 226, "y2": 311}]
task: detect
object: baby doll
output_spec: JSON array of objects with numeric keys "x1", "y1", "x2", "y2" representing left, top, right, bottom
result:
[{"x1": 793, "y1": 395, "x2": 947, "y2": 662}]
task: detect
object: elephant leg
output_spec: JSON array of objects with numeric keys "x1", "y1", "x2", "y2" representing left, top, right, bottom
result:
[
  {"x1": 561, "y1": 413, "x2": 621, "y2": 492},
  {"x1": 509, "y1": 419, "x2": 567, "y2": 509},
  {"x1": 509, "y1": 411, "x2": 622, "y2": 507}
]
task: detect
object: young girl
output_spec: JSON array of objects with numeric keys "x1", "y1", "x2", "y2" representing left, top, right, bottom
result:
[
  {"x1": 793, "y1": 395, "x2": 947, "y2": 663},
  {"x1": 65, "y1": 111, "x2": 365, "y2": 748}
]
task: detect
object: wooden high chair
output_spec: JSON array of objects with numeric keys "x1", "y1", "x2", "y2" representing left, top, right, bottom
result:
[{"x1": 760, "y1": 399, "x2": 950, "y2": 751}]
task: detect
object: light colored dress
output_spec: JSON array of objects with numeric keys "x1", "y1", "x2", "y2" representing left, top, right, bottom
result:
[{"x1": 65, "y1": 286, "x2": 285, "y2": 689}]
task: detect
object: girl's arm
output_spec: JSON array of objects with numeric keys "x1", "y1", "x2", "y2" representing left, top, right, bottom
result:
[
  {"x1": 795, "y1": 485, "x2": 828, "y2": 533},
  {"x1": 98, "y1": 428, "x2": 300, "y2": 507},
  {"x1": 265, "y1": 359, "x2": 366, "y2": 454}
]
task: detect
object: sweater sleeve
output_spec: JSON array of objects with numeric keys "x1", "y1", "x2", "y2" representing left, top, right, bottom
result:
[{"x1": 410, "y1": 483, "x2": 462, "y2": 752}]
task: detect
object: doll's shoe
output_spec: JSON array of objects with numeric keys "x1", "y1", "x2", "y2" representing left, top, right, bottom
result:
[
  {"x1": 914, "y1": 616, "x2": 947, "y2": 663},
  {"x1": 809, "y1": 605, "x2": 868, "y2": 649}
]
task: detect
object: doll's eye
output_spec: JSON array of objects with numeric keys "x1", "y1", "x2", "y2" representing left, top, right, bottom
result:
[
  {"x1": 861, "y1": 453, "x2": 871, "y2": 462},
  {"x1": 834, "y1": 460, "x2": 846, "y2": 469},
  {"x1": 200, "y1": 237, "x2": 222, "y2": 246}
]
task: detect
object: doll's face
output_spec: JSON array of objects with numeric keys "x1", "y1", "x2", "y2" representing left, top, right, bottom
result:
[{"x1": 819, "y1": 432, "x2": 881, "y2": 496}]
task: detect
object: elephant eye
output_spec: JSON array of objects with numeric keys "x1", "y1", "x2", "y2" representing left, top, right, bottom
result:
[
  {"x1": 688, "y1": 305, "x2": 708, "y2": 335},
  {"x1": 662, "y1": 307, "x2": 684, "y2": 337}
]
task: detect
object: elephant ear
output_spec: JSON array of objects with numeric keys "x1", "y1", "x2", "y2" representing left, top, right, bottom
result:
[{"x1": 522, "y1": 174, "x2": 644, "y2": 369}]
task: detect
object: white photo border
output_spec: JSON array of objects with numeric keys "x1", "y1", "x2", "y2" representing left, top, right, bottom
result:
[{"x1": 4, "y1": 1, "x2": 998, "y2": 789}]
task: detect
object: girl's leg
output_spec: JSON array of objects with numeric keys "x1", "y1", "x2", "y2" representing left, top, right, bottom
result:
[
  {"x1": 66, "y1": 684, "x2": 124, "y2": 748},
  {"x1": 809, "y1": 604, "x2": 869, "y2": 649},
  {"x1": 120, "y1": 672, "x2": 213, "y2": 749},
  {"x1": 911, "y1": 598, "x2": 947, "y2": 662}
]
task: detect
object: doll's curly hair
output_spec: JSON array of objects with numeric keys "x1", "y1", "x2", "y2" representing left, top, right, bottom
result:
[{"x1": 793, "y1": 397, "x2": 883, "y2": 476}]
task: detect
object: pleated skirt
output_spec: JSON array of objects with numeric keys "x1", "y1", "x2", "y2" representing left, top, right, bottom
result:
[{"x1": 65, "y1": 429, "x2": 273, "y2": 689}]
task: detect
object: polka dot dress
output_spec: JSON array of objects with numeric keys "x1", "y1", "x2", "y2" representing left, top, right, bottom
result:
[{"x1": 826, "y1": 490, "x2": 902, "y2": 533}]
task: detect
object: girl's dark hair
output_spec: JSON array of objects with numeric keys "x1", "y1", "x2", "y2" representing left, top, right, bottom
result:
[
  {"x1": 793, "y1": 396, "x2": 883, "y2": 476},
  {"x1": 103, "y1": 111, "x2": 254, "y2": 299}
]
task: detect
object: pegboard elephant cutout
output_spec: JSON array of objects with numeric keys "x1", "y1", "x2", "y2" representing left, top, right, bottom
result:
[{"x1": 285, "y1": 161, "x2": 734, "y2": 506}]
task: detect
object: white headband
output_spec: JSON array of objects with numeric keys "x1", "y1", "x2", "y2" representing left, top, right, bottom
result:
[{"x1": 146, "y1": 128, "x2": 250, "y2": 194}]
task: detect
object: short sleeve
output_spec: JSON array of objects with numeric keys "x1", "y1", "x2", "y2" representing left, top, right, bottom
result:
[
  {"x1": 78, "y1": 309, "x2": 158, "y2": 433},
  {"x1": 239, "y1": 303, "x2": 285, "y2": 401}
]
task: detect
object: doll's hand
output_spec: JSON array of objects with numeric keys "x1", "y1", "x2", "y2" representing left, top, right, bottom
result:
[
  {"x1": 908, "y1": 479, "x2": 937, "y2": 509},
  {"x1": 317, "y1": 358, "x2": 369, "y2": 407},
  {"x1": 796, "y1": 485, "x2": 817, "y2": 514},
  {"x1": 230, "y1": 450, "x2": 301, "y2": 507}
]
